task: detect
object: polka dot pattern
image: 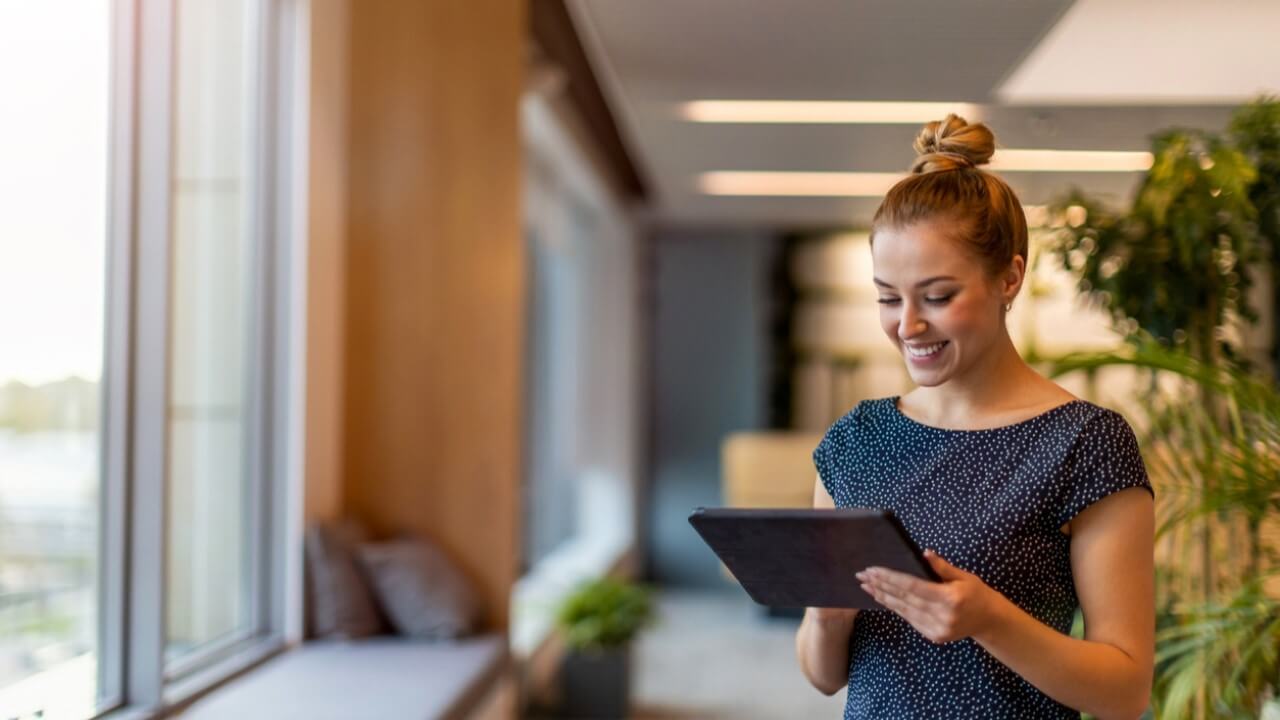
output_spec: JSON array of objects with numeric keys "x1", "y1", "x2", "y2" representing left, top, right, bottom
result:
[{"x1": 812, "y1": 395, "x2": 1154, "y2": 719}]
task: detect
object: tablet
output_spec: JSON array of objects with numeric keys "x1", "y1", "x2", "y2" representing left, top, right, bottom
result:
[{"x1": 688, "y1": 507, "x2": 940, "y2": 609}]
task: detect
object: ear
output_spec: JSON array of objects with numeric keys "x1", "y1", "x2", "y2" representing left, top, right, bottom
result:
[{"x1": 1000, "y1": 254, "x2": 1025, "y2": 306}]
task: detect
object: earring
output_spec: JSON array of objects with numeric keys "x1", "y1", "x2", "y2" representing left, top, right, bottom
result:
[{"x1": 1004, "y1": 301, "x2": 1013, "y2": 312}]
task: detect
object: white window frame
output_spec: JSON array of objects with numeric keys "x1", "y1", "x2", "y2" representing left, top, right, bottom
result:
[{"x1": 93, "y1": 0, "x2": 307, "y2": 716}]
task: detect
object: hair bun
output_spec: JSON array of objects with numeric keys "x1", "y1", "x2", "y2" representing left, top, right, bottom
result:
[{"x1": 911, "y1": 113, "x2": 995, "y2": 174}]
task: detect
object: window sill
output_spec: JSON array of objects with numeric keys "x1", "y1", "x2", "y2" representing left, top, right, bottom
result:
[
  {"x1": 510, "y1": 532, "x2": 631, "y2": 660},
  {"x1": 93, "y1": 636, "x2": 289, "y2": 719},
  {"x1": 162, "y1": 636, "x2": 289, "y2": 712}
]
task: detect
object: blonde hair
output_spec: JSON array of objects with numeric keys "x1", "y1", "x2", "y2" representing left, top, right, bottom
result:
[{"x1": 871, "y1": 114, "x2": 1028, "y2": 279}]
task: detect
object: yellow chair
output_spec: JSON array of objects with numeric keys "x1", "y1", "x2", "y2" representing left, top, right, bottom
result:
[{"x1": 718, "y1": 431, "x2": 825, "y2": 585}]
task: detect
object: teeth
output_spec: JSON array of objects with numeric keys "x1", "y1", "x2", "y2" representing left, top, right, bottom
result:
[{"x1": 906, "y1": 341, "x2": 946, "y2": 357}]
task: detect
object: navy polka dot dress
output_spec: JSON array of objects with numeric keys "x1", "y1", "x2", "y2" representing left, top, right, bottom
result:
[{"x1": 812, "y1": 395, "x2": 1154, "y2": 719}]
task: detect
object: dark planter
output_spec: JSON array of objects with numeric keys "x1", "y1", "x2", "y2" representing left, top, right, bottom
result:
[{"x1": 558, "y1": 643, "x2": 632, "y2": 719}]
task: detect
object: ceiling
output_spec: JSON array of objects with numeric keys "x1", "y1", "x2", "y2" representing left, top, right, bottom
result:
[{"x1": 567, "y1": 0, "x2": 1280, "y2": 230}]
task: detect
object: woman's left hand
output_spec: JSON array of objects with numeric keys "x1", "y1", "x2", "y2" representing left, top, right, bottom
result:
[{"x1": 855, "y1": 549, "x2": 1002, "y2": 644}]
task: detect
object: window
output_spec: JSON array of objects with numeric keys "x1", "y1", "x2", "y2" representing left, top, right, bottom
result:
[
  {"x1": 0, "y1": 0, "x2": 304, "y2": 716},
  {"x1": 512, "y1": 93, "x2": 640, "y2": 656},
  {"x1": 0, "y1": 1, "x2": 111, "y2": 717},
  {"x1": 523, "y1": 153, "x2": 586, "y2": 568},
  {"x1": 165, "y1": 0, "x2": 262, "y2": 672}
]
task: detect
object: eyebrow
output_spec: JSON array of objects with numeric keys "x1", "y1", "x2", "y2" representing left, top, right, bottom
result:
[{"x1": 872, "y1": 275, "x2": 958, "y2": 289}]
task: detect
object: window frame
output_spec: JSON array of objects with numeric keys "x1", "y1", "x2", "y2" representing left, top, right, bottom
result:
[
  {"x1": 97, "y1": 0, "x2": 138, "y2": 712},
  {"x1": 91, "y1": 0, "x2": 306, "y2": 716}
]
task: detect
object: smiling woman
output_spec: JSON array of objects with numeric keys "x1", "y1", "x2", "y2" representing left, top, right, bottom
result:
[{"x1": 794, "y1": 115, "x2": 1156, "y2": 720}]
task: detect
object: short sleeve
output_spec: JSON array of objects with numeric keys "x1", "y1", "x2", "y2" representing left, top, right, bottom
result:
[
  {"x1": 812, "y1": 403, "x2": 862, "y2": 505},
  {"x1": 812, "y1": 430, "x2": 836, "y2": 502},
  {"x1": 1055, "y1": 410, "x2": 1154, "y2": 529}
]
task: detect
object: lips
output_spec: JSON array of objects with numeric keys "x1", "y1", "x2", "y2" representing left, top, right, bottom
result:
[{"x1": 905, "y1": 341, "x2": 949, "y2": 358}]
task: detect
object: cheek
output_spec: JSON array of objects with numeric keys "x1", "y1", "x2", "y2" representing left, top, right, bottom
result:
[
  {"x1": 939, "y1": 295, "x2": 995, "y2": 337},
  {"x1": 879, "y1": 306, "x2": 899, "y2": 339}
]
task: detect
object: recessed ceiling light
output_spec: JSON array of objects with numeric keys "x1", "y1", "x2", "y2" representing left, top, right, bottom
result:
[
  {"x1": 699, "y1": 172, "x2": 903, "y2": 197},
  {"x1": 679, "y1": 100, "x2": 984, "y2": 124},
  {"x1": 699, "y1": 149, "x2": 1152, "y2": 197},
  {"x1": 989, "y1": 149, "x2": 1153, "y2": 172}
]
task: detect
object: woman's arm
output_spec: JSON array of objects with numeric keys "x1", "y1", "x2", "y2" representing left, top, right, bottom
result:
[
  {"x1": 795, "y1": 474, "x2": 859, "y2": 695},
  {"x1": 796, "y1": 606, "x2": 857, "y2": 695},
  {"x1": 972, "y1": 486, "x2": 1154, "y2": 719},
  {"x1": 859, "y1": 486, "x2": 1154, "y2": 719}
]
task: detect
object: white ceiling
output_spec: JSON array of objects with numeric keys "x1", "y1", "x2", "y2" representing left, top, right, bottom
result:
[
  {"x1": 568, "y1": 0, "x2": 1276, "y2": 230},
  {"x1": 998, "y1": 0, "x2": 1280, "y2": 105}
]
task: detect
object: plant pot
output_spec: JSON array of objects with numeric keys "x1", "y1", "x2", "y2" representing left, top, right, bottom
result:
[{"x1": 558, "y1": 644, "x2": 632, "y2": 719}]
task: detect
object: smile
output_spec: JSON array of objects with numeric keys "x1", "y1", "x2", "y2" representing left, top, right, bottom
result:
[{"x1": 905, "y1": 341, "x2": 949, "y2": 358}]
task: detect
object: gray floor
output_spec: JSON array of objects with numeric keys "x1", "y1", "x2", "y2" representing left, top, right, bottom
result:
[{"x1": 631, "y1": 590, "x2": 847, "y2": 720}]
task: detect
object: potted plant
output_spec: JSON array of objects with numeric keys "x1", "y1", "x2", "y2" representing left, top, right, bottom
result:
[
  {"x1": 552, "y1": 576, "x2": 655, "y2": 719},
  {"x1": 1046, "y1": 96, "x2": 1280, "y2": 718},
  {"x1": 1050, "y1": 343, "x2": 1280, "y2": 718}
]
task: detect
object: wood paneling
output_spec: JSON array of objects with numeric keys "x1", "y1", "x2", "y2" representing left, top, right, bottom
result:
[
  {"x1": 304, "y1": 0, "x2": 350, "y2": 525},
  {"x1": 344, "y1": 0, "x2": 526, "y2": 631}
]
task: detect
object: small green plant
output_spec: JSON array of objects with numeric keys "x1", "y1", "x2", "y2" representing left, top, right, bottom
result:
[{"x1": 555, "y1": 577, "x2": 655, "y2": 653}]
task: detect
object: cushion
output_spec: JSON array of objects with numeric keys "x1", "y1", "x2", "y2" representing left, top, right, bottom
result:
[
  {"x1": 358, "y1": 537, "x2": 481, "y2": 639},
  {"x1": 180, "y1": 635, "x2": 508, "y2": 720},
  {"x1": 304, "y1": 519, "x2": 387, "y2": 639}
]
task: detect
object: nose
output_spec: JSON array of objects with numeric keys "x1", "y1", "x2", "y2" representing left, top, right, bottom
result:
[{"x1": 898, "y1": 303, "x2": 926, "y2": 341}]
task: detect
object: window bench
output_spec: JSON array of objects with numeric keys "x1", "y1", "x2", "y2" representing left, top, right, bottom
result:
[{"x1": 179, "y1": 634, "x2": 510, "y2": 719}]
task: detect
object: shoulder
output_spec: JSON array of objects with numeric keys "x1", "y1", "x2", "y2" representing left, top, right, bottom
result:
[
  {"x1": 1063, "y1": 401, "x2": 1142, "y2": 449},
  {"x1": 1056, "y1": 401, "x2": 1150, "y2": 493},
  {"x1": 822, "y1": 396, "x2": 896, "y2": 438},
  {"x1": 819, "y1": 397, "x2": 890, "y2": 448},
  {"x1": 812, "y1": 398, "x2": 896, "y2": 498},
  {"x1": 813, "y1": 397, "x2": 896, "y2": 461}
]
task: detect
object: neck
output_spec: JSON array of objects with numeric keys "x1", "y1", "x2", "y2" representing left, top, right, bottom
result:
[{"x1": 916, "y1": 328, "x2": 1033, "y2": 417}]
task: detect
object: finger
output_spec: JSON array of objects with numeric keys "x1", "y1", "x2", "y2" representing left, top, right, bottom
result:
[
  {"x1": 923, "y1": 549, "x2": 967, "y2": 581},
  {"x1": 862, "y1": 582, "x2": 934, "y2": 630},
  {"x1": 865, "y1": 584, "x2": 950, "y2": 642},
  {"x1": 863, "y1": 579, "x2": 930, "y2": 614},
  {"x1": 867, "y1": 567, "x2": 948, "y2": 602}
]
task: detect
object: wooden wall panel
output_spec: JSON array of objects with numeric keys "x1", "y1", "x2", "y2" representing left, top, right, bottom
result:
[
  {"x1": 304, "y1": 0, "x2": 350, "y2": 525},
  {"x1": 344, "y1": 0, "x2": 526, "y2": 631}
]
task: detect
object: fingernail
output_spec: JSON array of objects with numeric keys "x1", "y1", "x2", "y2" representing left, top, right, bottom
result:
[{"x1": 855, "y1": 571, "x2": 866, "y2": 580}]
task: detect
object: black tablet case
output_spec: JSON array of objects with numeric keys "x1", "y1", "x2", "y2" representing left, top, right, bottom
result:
[{"x1": 688, "y1": 507, "x2": 940, "y2": 609}]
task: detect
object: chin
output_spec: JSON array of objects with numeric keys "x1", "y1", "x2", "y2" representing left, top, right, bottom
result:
[{"x1": 907, "y1": 371, "x2": 949, "y2": 388}]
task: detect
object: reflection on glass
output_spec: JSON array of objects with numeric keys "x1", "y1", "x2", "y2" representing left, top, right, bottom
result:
[
  {"x1": 0, "y1": 2, "x2": 110, "y2": 716},
  {"x1": 165, "y1": 0, "x2": 260, "y2": 667}
]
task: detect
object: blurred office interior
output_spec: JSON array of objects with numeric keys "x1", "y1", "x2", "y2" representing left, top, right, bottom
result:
[{"x1": 2, "y1": 1, "x2": 1279, "y2": 718}]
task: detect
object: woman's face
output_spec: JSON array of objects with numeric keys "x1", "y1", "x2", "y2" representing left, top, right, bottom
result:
[{"x1": 870, "y1": 219, "x2": 1018, "y2": 388}]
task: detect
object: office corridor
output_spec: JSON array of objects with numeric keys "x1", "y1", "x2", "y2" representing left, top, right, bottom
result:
[{"x1": 633, "y1": 590, "x2": 847, "y2": 719}]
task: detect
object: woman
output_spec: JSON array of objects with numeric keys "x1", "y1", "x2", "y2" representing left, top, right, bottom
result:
[{"x1": 794, "y1": 114, "x2": 1155, "y2": 719}]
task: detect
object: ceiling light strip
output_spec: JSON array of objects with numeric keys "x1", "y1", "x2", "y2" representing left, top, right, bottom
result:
[
  {"x1": 679, "y1": 100, "x2": 984, "y2": 124},
  {"x1": 699, "y1": 151, "x2": 1152, "y2": 197},
  {"x1": 699, "y1": 172, "x2": 902, "y2": 197},
  {"x1": 989, "y1": 149, "x2": 1152, "y2": 172}
]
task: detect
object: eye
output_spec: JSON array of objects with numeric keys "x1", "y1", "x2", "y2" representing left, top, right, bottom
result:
[
  {"x1": 876, "y1": 297, "x2": 901, "y2": 305},
  {"x1": 925, "y1": 294, "x2": 955, "y2": 305}
]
